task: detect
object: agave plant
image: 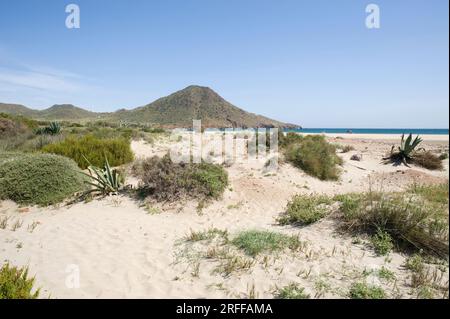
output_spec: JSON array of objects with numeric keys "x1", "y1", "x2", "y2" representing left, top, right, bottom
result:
[
  {"x1": 45, "y1": 122, "x2": 62, "y2": 135},
  {"x1": 384, "y1": 134, "x2": 423, "y2": 166},
  {"x1": 81, "y1": 155, "x2": 123, "y2": 195},
  {"x1": 35, "y1": 122, "x2": 62, "y2": 135}
]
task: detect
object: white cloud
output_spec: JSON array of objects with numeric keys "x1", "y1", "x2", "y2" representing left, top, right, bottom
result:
[{"x1": 0, "y1": 67, "x2": 81, "y2": 92}]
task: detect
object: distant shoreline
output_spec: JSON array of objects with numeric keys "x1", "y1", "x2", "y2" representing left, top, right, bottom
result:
[
  {"x1": 299, "y1": 132, "x2": 449, "y2": 142},
  {"x1": 284, "y1": 128, "x2": 449, "y2": 135}
]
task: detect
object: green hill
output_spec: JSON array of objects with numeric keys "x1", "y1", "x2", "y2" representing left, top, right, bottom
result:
[{"x1": 110, "y1": 86, "x2": 297, "y2": 128}]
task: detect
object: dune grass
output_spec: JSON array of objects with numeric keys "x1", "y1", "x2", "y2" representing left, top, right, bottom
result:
[
  {"x1": 278, "y1": 194, "x2": 332, "y2": 225},
  {"x1": 0, "y1": 263, "x2": 39, "y2": 299},
  {"x1": 231, "y1": 230, "x2": 302, "y2": 256},
  {"x1": 336, "y1": 186, "x2": 449, "y2": 258}
]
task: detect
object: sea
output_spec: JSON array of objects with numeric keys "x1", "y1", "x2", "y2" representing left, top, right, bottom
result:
[{"x1": 283, "y1": 128, "x2": 449, "y2": 135}]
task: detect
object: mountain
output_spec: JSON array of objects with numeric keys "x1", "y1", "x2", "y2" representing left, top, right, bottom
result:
[
  {"x1": 0, "y1": 103, "x2": 39, "y2": 118},
  {"x1": 0, "y1": 103, "x2": 101, "y2": 121},
  {"x1": 39, "y1": 104, "x2": 99, "y2": 120},
  {"x1": 0, "y1": 86, "x2": 299, "y2": 128},
  {"x1": 111, "y1": 86, "x2": 297, "y2": 128}
]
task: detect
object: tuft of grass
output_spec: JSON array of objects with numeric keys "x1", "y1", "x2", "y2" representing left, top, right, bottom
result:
[
  {"x1": 284, "y1": 135, "x2": 342, "y2": 180},
  {"x1": 133, "y1": 154, "x2": 228, "y2": 201},
  {"x1": 371, "y1": 229, "x2": 394, "y2": 256},
  {"x1": 214, "y1": 253, "x2": 255, "y2": 277},
  {"x1": 0, "y1": 153, "x2": 86, "y2": 206},
  {"x1": 349, "y1": 282, "x2": 385, "y2": 299},
  {"x1": 279, "y1": 194, "x2": 332, "y2": 225},
  {"x1": 42, "y1": 134, "x2": 133, "y2": 169},
  {"x1": 274, "y1": 283, "x2": 310, "y2": 299},
  {"x1": 338, "y1": 191, "x2": 448, "y2": 258},
  {"x1": 0, "y1": 263, "x2": 39, "y2": 299},
  {"x1": 231, "y1": 230, "x2": 302, "y2": 256},
  {"x1": 408, "y1": 183, "x2": 448, "y2": 206},
  {"x1": 185, "y1": 228, "x2": 228, "y2": 242}
]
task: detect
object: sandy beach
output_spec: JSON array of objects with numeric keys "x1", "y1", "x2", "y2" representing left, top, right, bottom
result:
[{"x1": 0, "y1": 135, "x2": 448, "y2": 298}]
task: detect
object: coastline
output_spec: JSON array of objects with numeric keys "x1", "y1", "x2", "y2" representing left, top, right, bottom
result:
[{"x1": 296, "y1": 132, "x2": 449, "y2": 142}]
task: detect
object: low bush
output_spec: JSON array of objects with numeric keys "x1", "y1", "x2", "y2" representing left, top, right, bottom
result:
[
  {"x1": 279, "y1": 194, "x2": 332, "y2": 225},
  {"x1": 349, "y1": 282, "x2": 385, "y2": 299},
  {"x1": 133, "y1": 154, "x2": 228, "y2": 201},
  {"x1": 42, "y1": 134, "x2": 134, "y2": 169},
  {"x1": 231, "y1": 230, "x2": 301, "y2": 256},
  {"x1": 284, "y1": 135, "x2": 342, "y2": 180},
  {"x1": 0, "y1": 153, "x2": 85, "y2": 205},
  {"x1": 0, "y1": 263, "x2": 39, "y2": 299}
]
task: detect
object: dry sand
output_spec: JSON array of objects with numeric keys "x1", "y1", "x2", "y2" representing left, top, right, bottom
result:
[{"x1": 1, "y1": 134, "x2": 448, "y2": 298}]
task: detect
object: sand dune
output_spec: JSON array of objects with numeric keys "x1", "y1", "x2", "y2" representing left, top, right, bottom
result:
[{"x1": 0, "y1": 136, "x2": 448, "y2": 298}]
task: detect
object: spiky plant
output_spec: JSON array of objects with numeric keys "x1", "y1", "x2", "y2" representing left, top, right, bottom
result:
[
  {"x1": 81, "y1": 155, "x2": 123, "y2": 195},
  {"x1": 384, "y1": 134, "x2": 423, "y2": 166},
  {"x1": 45, "y1": 122, "x2": 61, "y2": 135},
  {"x1": 35, "y1": 122, "x2": 62, "y2": 135}
]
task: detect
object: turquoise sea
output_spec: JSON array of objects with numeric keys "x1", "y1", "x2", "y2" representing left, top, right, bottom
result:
[{"x1": 284, "y1": 128, "x2": 449, "y2": 135}]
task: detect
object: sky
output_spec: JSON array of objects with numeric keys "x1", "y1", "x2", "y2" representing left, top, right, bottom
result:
[{"x1": 0, "y1": 0, "x2": 448, "y2": 128}]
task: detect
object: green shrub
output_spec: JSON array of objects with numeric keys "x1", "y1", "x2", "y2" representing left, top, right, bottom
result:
[
  {"x1": 279, "y1": 194, "x2": 332, "y2": 225},
  {"x1": 0, "y1": 153, "x2": 85, "y2": 205},
  {"x1": 279, "y1": 132, "x2": 304, "y2": 148},
  {"x1": 133, "y1": 154, "x2": 228, "y2": 201},
  {"x1": 371, "y1": 229, "x2": 394, "y2": 256},
  {"x1": 285, "y1": 135, "x2": 342, "y2": 180},
  {"x1": 42, "y1": 134, "x2": 134, "y2": 169},
  {"x1": 0, "y1": 263, "x2": 39, "y2": 299},
  {"x1": 349, "y1": 282, "x2": 385, "y2": 299},
  {"x1": 274, "y1": 283, "x2": 310, "y2": 299},
  {"x1": 231, "y1": 230, "x2": 301, "y2": 256}
]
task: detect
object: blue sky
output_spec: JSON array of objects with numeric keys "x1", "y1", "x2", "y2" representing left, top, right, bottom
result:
[{"x1": 0, "y1": 0, "x2": 448, "y2": 128}]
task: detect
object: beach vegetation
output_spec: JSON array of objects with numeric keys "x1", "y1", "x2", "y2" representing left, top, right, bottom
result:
[
  {"x1": 337, "y1": 190, "x2": 448, "y2": 258},
  {"x1": 384, "y1": 134, "x2": 443, "y2": 170},
  {"x1": 349, "y1": 282, "x2": 385, "y2": 299},
  {"x1": 284, "y1": 135, "x2": 342, "y2": 180},
  {"x1": 231, "y1": 230, "x2": 302, "y2": 256},
  {"x1": 133, "y1": 154, "x2": 228, "y2": 201},
  {"x1": 81, "y1": 156, "x2": 124, "y2": 195},
  {"x1": 42, "y1": 134, "x2": 133, "y2": 169},
  {"x1": 0, "y1": 263, "x2": 39, "y2": 299},
  {"x1": 274, "y1": 283, "x2": 310, "y2": 299},
  {"x1": 279, "y1": 194, "x2": 332, "y2": 225},
  {"x1": 0, "y1": 153, "x2": 85, "y2": 205}
]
